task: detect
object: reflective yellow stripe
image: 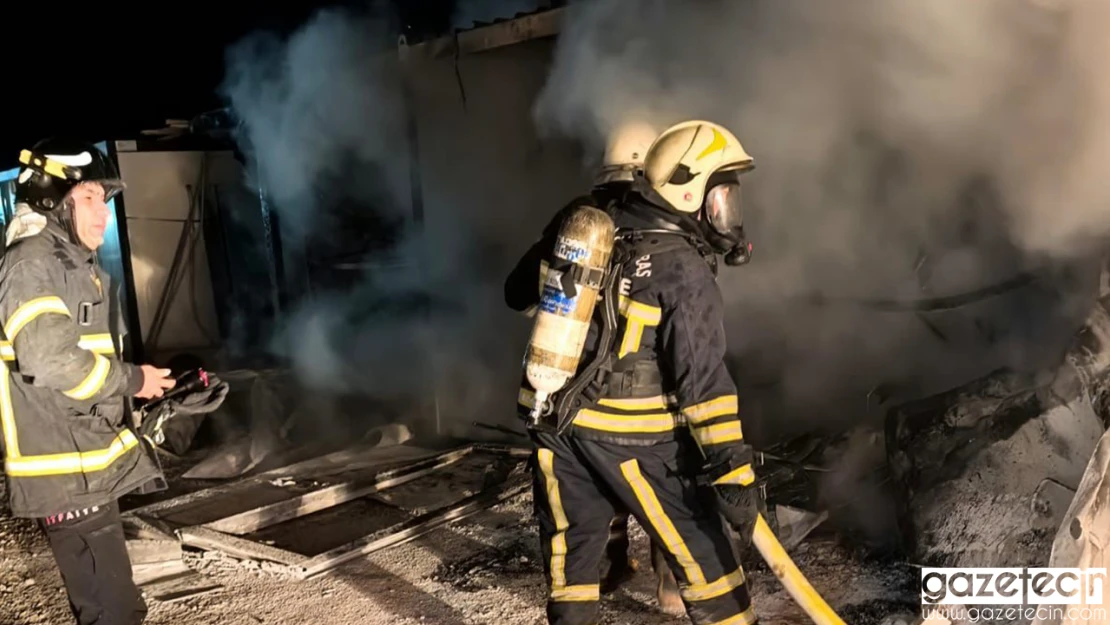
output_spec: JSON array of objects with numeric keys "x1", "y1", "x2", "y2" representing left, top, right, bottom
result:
[
  {"x1": 712, "y1": 464, "x2": 755, "y2": 487},
  {"x1": 707, "y1": 607, "x2": 758, "y2": 625},
  {"x1": 619, "y1": 296, "x2": 662, "y2": 324},
  {"x1": 77, "y1": 333, "x2": 115, "y2": 354},
  {"x1": 682, "y1": 566, "x2": 747, "y2": 602},
  {"x1": 693, "y1": 420, "x2": 744, "y2": 447},
  {"x1": 63, "y1": 354, "x2": 111, "y2": 400},
  {"x1": 617, "y1": 296, "x2": 661, "y2": 359},
  {"x1": 4, "y1": 296, "x2": 70, "y2": 340},
  {"x1": 0, "y1": 341, "x2": 134, "y2": 477},
  {"x1": 0, "y1": 333, "x2": 117, "y2": 361},
  {"x1": 0, "y1": 361, "x2": 19, "y2": 457},
  {"x1": 539, "y1": 260, "x2": 550, "y2": 298},
  {"x1": 19, "y1": 150, "x2": 73, "y2": 180},
  {"x1": 683, "y1": 395, "x2": 739, "y2": 425},
  {"x1": 524, "y1": 390, "x2": 678, "y2": 417},
  {"x1": 5, "y1": 430, "x2": 139, "y2": 477},
  {"x1": 573, "y1": 409, "x2": 677, "y2": 433},
  {"x1": 537, "y1": 449, "x2": 570, "y2": 589},
  {"x1": 519, "y1": 388, "x2": 536, "y2": 408},
  {"x1": 620, "y1": 459, "x2": 705, "y2": 585},
  {"x1": 550, "y1": 584, "x2": 600, "y2": 602},
  {"x1": 596, "y1": 394, "x2": 676, "y2": 410}
]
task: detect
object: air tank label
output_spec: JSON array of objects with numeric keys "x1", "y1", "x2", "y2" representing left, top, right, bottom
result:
[
  {"x1": 554, "y1": 237, "x2": 589, "y2": 263},
  {"x1": 540, "y1": 268, "x2": 576, "y2": 314},
  {"x1": 540, "y1": 284, "x2": 576, "y2": 315}
]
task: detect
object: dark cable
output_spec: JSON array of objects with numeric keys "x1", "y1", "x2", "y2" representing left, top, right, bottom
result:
[
  {"x1": 147, "y1": 153, "x2": 218, "y2": 351},
  {"x1": 453, "y1": 31, "x2": 468, "y2": 109}
]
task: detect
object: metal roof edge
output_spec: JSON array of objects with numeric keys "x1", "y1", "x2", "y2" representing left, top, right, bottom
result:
[{"x1": 399, "y1": 7, "x2": 564, "y2": 60}]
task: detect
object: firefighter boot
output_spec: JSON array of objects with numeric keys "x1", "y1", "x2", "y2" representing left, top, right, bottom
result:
[
  {"x1": 651, "y1": 542, "x2": 685, "y2": 616},
  {"x1": 601, "y1": 513, "x2": 638, "y2": 593}
]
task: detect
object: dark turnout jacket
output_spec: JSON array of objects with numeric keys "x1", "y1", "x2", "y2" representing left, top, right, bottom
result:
[
  {"x1": 506, "y1": 193, "x2": 754, "y2": 486},
  {"x1": 0, "y1": 220, "x2": 160, "y2": 517}
]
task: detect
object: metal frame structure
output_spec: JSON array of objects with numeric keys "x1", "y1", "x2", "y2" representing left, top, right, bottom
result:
[
  {"x1": 400, "y1": 7, "x2": 565, "y2": 60},
  {"x1": 122, "y1": 443, "x2": 531, "y2": 580}
]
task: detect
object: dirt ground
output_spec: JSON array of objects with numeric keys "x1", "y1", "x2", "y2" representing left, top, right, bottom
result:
[{"x1": 0, "y1": 487, "x2": 917, "y2": 625}]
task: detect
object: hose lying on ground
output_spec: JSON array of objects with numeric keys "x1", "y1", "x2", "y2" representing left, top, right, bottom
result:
[{"x1": 752, "y1": 514, "x2": 847, "y2": 625}]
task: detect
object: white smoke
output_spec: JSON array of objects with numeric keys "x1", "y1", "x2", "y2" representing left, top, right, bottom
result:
[
  {"x1": 535, "y1": 0, "x2": 1110, "y2": 433},
  {"x1": 222, "y1": 9, "x2": 409, "y2": 240},
  {"x1": 217, "y1": 0, "x2": 1110, "y2": 440},
  {"x1": 220, "y1": 6, "x2": 511, "y2": 435},
  {"x1": 539, "y1": 0, "x2": 1110, "y2": 258}
]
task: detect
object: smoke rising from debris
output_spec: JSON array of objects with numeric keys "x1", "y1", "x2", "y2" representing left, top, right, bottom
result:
[{"x1": 536, "y1": 0, "x2": 1110, "y2": 434}]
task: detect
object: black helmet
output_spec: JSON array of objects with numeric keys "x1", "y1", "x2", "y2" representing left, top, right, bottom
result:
[{"x1": 14, "y1": 138, "x2": 124, "y2": 212}]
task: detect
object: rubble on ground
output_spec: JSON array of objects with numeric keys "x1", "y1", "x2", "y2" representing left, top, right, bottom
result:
[
  {"x1": 0, "y1": 435, "x2": 915, "y2": 625},
  {"x1": 887, "y1": 298, "x2": 1110, "y2": 569}
]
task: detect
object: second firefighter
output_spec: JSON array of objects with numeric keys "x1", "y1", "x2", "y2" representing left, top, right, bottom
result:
[{"x1": 507, "y1": 119, "x2": 763, "y2": 625}]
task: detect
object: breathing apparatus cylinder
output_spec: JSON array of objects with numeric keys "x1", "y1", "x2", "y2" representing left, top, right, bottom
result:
[{"x1": 524, "y1": 204, "x2": 616, "y2": 427}]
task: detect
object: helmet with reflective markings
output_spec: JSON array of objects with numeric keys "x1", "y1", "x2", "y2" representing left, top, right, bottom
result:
[
  {"x1": 641, "y1": 120, "x2": 753, "y2": 214},
  {"x1": 15, "y1": 138, "x2": 124, "y2": 213}
]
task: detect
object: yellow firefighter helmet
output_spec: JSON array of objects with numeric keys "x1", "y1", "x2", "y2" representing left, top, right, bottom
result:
[
  {"x1": 642, "y1": 120, "x2": 754, "y2": 213},
  {"x1": 594, "y1": 120, "x2": 659, "y2": 186}
]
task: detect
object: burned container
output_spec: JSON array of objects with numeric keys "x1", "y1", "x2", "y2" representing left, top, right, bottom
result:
[{"x1": 886, "y1": 300, "x2": 1110, "y2": 568}]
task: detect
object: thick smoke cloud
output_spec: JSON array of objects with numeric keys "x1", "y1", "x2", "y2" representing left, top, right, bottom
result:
[
  {"x1": 220, "y1": 9, "x2": 446, "y2": 430},
  {"x1": 535, "y1": 0, "x2": 1110, "y2": 436},
  {"x1": 220, "y1": 7, "x2": 504, "y2": 436},
  {"x1": 222, "y1": 10, "x2": 408, "y2": 240}
]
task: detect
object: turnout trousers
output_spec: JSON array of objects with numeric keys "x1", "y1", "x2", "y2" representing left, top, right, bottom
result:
[
  {"x1": 530, "y1": 430, "x2": 756, "y2": 625},
  {"x1": 38, "y1": 501, "x2": 147, "y2": 625}
]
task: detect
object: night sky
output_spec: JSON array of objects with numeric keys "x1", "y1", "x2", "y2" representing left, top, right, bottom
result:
[{"x1": 0, "y1": 0, "x2": 458, "y2": 170}]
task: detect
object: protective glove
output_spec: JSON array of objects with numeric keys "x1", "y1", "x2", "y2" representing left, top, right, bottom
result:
[
  {"x1": 714, "y1": 482, "x2": 764, "y2": 545},
  {"x1": 705, "y1": 450, "x2": 765, "y2": 545},
  {"x1": 139, "y1": 373, "x2": 229, "y2": 446}
]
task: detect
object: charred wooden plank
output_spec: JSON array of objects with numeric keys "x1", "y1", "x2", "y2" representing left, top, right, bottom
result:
[
  {"x1": 296, "y1": 477, "x2": 531, "y2": 579},
  {"x1": 203, "y1": 445, "x2": 475, "y2": 535},
  {"x1": 177, "y1": 526, "x2": 308, "y2": 569}
]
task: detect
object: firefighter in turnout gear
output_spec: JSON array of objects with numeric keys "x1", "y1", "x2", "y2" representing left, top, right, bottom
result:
[
  {"x1": 505, "y1": 120, "x2": 760, "y2": 625},
  {"x1": 505, "y1": 121, "x2": 686, "y2": 615},
  {"x1": 0, "y1": 138, "x2": 177, "y2": 625}
]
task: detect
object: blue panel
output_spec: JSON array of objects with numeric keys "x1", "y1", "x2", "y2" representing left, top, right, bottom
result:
[
  {"x1": 93, "y1": 142, "x2": 127, "y2": 289},
  {"x1": 0, "y1": 164, "x2": 18, "y2": 226}
]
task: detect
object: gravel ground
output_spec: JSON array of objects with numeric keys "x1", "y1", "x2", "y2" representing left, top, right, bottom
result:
[{"x1": 0, "y1": 488, "x2": 916, "y2": 625}]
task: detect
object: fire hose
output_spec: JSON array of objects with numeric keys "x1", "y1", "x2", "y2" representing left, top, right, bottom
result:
[{"x1": 751, "y1": 514, "x2": 847, "y2": 625}]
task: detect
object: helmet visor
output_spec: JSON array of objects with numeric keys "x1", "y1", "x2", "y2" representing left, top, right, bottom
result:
[
  {"x1": 705, "y1": 182, "x2": 743, "y2": 236},
  {"x1": 98, "y1": 179, "x2": 126, "y2": 202}
]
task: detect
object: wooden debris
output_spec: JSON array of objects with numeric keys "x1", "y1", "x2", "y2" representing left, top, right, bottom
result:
[
  {"x1": 133, "y1": 560, "x2": 194, "y2": 587},
  {"x1": 127, "y1": 539, "x2": 184, "y2": 566},
  {"x1": 125, "y1": 443, "x2": 533, "y2": 582},
  {"x1": 177, "y1": 526, "x2": 308, "y2": 568},
  {"x1": 143, "y1": 572, "x2": 224, "y2": 603},
  {"x1": 298, "y1": 476, "x2": 530, "y2": 579},
  {"x1": 124, "y1": 444, "x2": 453, "y2": 521},
  {"x1": 122, "y1": 515, "x2": 177, "y2": 542},
  {"x1": 204, "y1": 446, "x2": 475, "y2": 535}
]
